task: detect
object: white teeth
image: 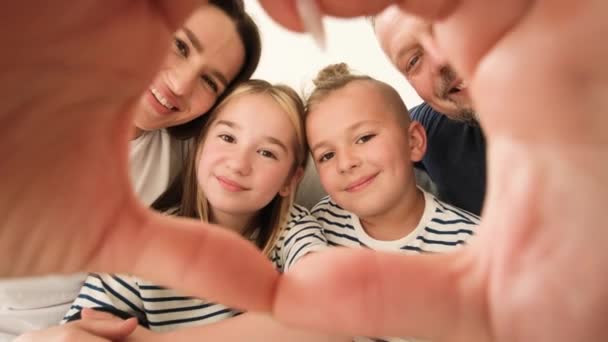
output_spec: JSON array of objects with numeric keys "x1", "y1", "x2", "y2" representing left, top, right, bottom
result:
[{"x1": 150, "y1": 86, "x2": 174, "y2": 110}]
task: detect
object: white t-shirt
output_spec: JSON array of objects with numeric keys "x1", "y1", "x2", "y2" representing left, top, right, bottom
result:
[
  {"x1": 0, "y1": 130, "x2": 190, "y2": 340},
  {"x1": 130, "y1": 129, "x2": 190, "y2": 206},
  {"x1": 0, "y1": 274, "x2": 86, "y2": 341}
]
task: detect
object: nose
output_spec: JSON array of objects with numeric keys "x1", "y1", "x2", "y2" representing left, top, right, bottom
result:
[
  {"x1": 417, "y1": 30, "x2": 449, "y2": 70},
  {"x1": 167, "y1": 62, "x2": 198, "y2": 98},
  {"x1": 337, "y1": 149, "x2": 361, "y2": 174},
  {"x1": 226, "y1": 148, "x2": 252, "y2": 176}
]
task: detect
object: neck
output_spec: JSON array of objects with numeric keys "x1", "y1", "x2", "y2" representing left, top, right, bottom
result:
[
  {"x1": 209, "y1": 208, "x2": 257, "y2": 236},
  {"x1": 131, "y1": 126, "x2": 144, "y2": 140},
  {"x1": 359, "y1": 186, "x2": 425, "y2": 241}
]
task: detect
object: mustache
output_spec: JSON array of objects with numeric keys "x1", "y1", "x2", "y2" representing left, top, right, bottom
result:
[{"x1": 435, "y1": 66, "x2": 459, "y2": 100}]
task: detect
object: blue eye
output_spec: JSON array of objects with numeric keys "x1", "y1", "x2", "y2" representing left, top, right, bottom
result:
[
  {"x1": 405, "y1": 53, "x2": 423, "y2": 74},
  {"x1": 409, "y1": 55, "x2": 420, "y2": 68}
]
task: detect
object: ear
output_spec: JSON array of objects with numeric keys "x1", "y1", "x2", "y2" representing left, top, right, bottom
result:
[
  {"x1": 408, "y1": 121, "x2": 427, "y2": 163},
  {"x1": 279, "y1": 166, "x2": 305, "y2": 197}
]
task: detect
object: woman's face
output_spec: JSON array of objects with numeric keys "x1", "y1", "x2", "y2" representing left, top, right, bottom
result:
[{"x1": 134, "y1": 6, "x2": 245, "y2": 131}]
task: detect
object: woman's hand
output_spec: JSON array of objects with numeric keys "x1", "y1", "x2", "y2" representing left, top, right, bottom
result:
[{"x1": 0, "y1": 0, "x2": 277, "y2": 312}]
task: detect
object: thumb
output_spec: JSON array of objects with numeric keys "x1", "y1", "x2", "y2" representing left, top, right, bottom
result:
[
  {"x1": 257, "y1": 0, "x2": 395, "y2": 32},
  {"x1": 273, "y1": 248, "x2": 488, "y2": 341},
  {"x1": 91, "y1": 207, "x2": 279, "y2": 312},
  {"x1": 77, "y1": 316, "x2": 138, "y2": 340}
]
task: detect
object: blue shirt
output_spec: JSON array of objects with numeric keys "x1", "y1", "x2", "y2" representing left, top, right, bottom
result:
[{"x1": 410, "y1": 103, "x2": 486, "y2": 215}]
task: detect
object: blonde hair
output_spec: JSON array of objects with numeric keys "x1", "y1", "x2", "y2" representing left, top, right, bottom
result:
[
  {"x1": 179, "y1": 80, "x2": 307, "y2": 256},
  {"x1": 306, "y1": 63, "x2": 409, "y2": 124},
  {"x1": 306, "y1": 63, "x2": 374, "y2": 112}
]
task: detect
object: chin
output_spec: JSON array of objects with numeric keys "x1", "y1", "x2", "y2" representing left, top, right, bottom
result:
[{"x1": 343, "y1": 202, "x2": 386, "y2": 220}]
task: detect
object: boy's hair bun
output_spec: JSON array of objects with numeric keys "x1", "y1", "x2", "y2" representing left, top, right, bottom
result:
[{"x1": 313, "y1": 63, "x2": 351, "y2": 87}]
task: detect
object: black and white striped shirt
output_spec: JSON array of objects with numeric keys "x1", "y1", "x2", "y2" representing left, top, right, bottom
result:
[
  {"x1": 312, "y1": 191, "x2": 479, "y2": 342},
  {"x1": 63, "y1": 204, "x2": 326, "y2": 332},
  {"x1": 313, "y1": 191, "x2": 479, "y2": 254}
]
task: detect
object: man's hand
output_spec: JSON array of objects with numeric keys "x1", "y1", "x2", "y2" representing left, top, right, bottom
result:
[{"x1": 264, "y1": 1, "x2": 608, "y2": 341}]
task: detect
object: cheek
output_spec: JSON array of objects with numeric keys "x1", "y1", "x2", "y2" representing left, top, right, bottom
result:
[
  {"x1": 258, "y1": 163, "x2": 292, "y2": 193},
  {"x1": 195, "y1": 155, "x2": 208, "y2": 186},
  {"x1": 410, "y1": 75, "x2": 436, "y2": 100},
  {"x1": 197, "y1": 144, "x2": 220, "y2": 176},
  {"x1": 189, "y1": 89, "x2": 216, "y2": 116},
  {"x1": 317, "y1": 165, "x2": 338, "y2": 192}
]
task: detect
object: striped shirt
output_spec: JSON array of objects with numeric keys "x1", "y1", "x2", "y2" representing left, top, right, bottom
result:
[
  {"x1": 312, "y1": 191, "x2": 479, "y2": 342},
  {"x1": 63, "y1": 204, "x2": 326, "y2": 332}
]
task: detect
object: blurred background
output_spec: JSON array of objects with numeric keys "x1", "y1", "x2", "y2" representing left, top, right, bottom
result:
[{"x1": 246, "y1": 0, "x2": 423, "y2": 109}]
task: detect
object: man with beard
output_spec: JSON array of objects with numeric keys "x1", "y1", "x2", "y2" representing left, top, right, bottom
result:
[{"x1": 373, "y1": 6, "x2": 486, "y2": 215}]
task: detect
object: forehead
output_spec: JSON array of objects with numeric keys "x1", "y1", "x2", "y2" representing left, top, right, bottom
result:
[
  {"x1": 214, "y1": 93, "x2": 296, "y2": 141},
  {"x1": 375, "y1": 7, "x2": 430, "y2": 60},
  {"x1": 186, "y1": 5, "x2": 235, "y2": 37},
  {"x1": 183, "y1": 6, "x2": 244, "y2": 78},
  {"x1": 308, "y1": 82, "x2": 399, "y2": 133}
]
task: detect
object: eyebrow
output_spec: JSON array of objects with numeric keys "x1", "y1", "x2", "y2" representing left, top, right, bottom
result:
[
  {"x1": 183, "y1": 27, "x2": 230, "y2": 89},
  {"x1": 183, "y1": 27, "x2": 202, "y2": 52},
  {"x1": 215, "y1": 120, "x2": 289, "y2": 153},
  {"x1": 310, "y1": 120, "x2": 379, "y2": 154}
]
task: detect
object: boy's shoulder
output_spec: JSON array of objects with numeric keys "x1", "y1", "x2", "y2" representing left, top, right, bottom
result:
[
  {"x1": 310, "y1": 197, "x2": 357, "y2": 228},
  {"x1": 424, "y1": 191, "x2": 481, "y2": 228},
  {"x1": 286, "y1": 203, "x2": 321, "y2": 228},
  {"x1": 311, "y1": 196, "x2": 351, "y2": 215}
]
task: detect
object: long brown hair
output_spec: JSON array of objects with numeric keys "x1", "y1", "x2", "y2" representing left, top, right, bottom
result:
[
  {"x1": 154, "y1": 80, "x2": 308, "y2": 256},
  {"x1": 167, "y1": 0, "x2": 262, "y2": 139}
]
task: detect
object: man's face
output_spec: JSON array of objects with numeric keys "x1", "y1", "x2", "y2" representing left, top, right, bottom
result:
[{"x1": 375, "y1": 7, "x2": 477, "y2": 122}]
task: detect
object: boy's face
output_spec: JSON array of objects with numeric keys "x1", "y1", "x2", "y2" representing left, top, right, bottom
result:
[{"x1": 306, "y1": 81, "x2": 426, "y2": 218}]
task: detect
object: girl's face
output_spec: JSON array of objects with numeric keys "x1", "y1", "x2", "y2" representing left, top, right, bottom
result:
[
  {"x1": 197, "y1": 93, "x2": 300, "y2": 219},
  {"x1": 134, "y1": 6, "x2": 245, "y2": 131}
]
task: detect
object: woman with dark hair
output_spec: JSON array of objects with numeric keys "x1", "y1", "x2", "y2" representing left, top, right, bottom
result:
[{"x1": 131, "y1": 0, "x2": 262, "y2": 205}]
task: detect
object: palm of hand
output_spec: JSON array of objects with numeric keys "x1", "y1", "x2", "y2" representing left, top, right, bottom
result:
[
  {"x1": 273, "y1": 1, "x2": 608, "y2": 341},
  {"x1": 0, "y1": 0, "x2": 277, "y2": 311},
  {"x1": 467, "y1": 1, "x2": 608, "y2": 340}
]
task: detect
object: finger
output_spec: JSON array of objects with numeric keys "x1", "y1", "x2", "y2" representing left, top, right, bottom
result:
[
  {"x1": 429, "y1": 0, "x2": 532, "y2": 78},
  {"x1": 91, "y1": 208, "x2": 279, "y2": 312},
  {"x1": 81, "y1": 308, "x2": 123, "y2": 321},
  {"x1": 273, "y1": 248, "x2": 487, "y2": 340},
  {"x1": 258, "y1": 0, "x2": 395, "y2": 32},
  {"x1": 76, "y1": 317, "x2": 138, "y2": 340},
  {"x1": 155, "y1": 0, "x2": 202, "y2": 32}
]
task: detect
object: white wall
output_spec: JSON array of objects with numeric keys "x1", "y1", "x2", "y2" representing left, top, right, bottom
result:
[{"x1": 245, "y1": 0, "x2": 422, "y2": 109}]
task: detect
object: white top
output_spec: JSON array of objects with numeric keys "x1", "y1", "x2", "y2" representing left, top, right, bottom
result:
[
  {"x1": 312, "y1": 191, "x2": 480, "y2": 342},
  {"x1": 0, "y1": 130, "x2": 189, "y2": 340},
  {"x1": 0, "y1": 274, "x2": 86, "y2": 341},
  {"x1": 130, "y1": 129, "x2": 190, "y2": 206}
]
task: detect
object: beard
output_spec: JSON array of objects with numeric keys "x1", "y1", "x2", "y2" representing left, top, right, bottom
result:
[
  {"x1": 436, "y1": 65, "x2": 479, "y2": 125},
  {"x1": 454, "y1": 106, "x2": 479, "y2": 125}
]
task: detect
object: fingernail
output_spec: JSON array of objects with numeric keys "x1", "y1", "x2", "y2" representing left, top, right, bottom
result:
[{"x1": 296, "y1": 0, "x2": 326, "y2": 50}]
